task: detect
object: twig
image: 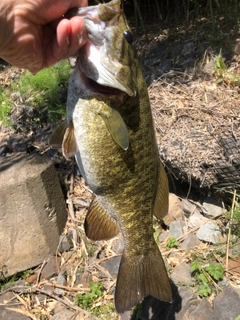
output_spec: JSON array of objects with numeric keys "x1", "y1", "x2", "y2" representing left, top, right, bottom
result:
[
  {"x1": 36, "y1": 260, "x2": 46, "y2": 286},
  {"x1": 226, "y1": 189, "x2": 236, "y2": 272},
  {"x1": 0, "y1": 285, "x2": 100, "y2": 320}
]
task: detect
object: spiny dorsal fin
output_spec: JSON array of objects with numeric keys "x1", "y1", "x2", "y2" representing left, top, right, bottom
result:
[
  {"x1": 48, "y1": 120, "x2": 68, "y2": 148},
  {"x1": 153, "y1": 161, "x2": 169, "y2": 219},
  {"x1": 62, "y1": 121, "x2": 77, "y2": 159},
  {"x1": 85, "y1": 197, "x2": 119, "y2": 241},
  {"x1": 115, "y1": 245, "x2": 172, "y2": 313},
  {"x1": 100, "y1": 109, "x2": 129, "y2": 150}
]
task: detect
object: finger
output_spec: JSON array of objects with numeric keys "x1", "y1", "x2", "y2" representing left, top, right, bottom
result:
[
  {"x1": 44, "y1": 16, "x2": 86, "y2": 68},
  {"x1": 67, "y1": 17, "x2": 87, "y2": 56},
  {"x1": 44, "y1": 0, "x2": 88, "y2": 22}
]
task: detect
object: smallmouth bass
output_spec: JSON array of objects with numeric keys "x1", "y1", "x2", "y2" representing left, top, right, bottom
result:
[{"x1": 49, "y1": 0, "x2": 172, "y2": 313}]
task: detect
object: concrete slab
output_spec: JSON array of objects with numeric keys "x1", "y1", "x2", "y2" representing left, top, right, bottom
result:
[{"x1": 0, "y1": 153, "x2": 67, "y2": 276}]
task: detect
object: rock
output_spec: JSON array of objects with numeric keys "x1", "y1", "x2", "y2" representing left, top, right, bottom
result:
[
  {"x1": 159, "y1": 230, "x2": 169, "y2": 242},
  {"x1": 58, "y1": 234, "x2": 73, "y2": 253},
  {"x1": 214, "y1": 286, "x2": 240, "y2": 320},
  {"x1": 180, "y1": 58, "x2": 196, "y2": 71},
  {"x1": 165, "y1": 193, "x2": 184, "y2": 225},
  {"x1": 181, "y1": 41, "x2": 195, "y2": 56},
  {"x1": 54, "y1": 272, "x2": 67, "y2": 295},
  {"x1": 100, "y1": 256, "x2": 121, "y2": 276},
  {"x1": 0, "y1": 153, "x2": 67, "y2": 277},
  {"x1": 0, "y1": 307, "x2": 30, "y2": 320},
  {"x1": 40, "y1": 257, "x2": 61, "y2": 280},
  {"x1": 51, "y1": 308, "x2": 75, "y2": 320},
  {"x1": 189, "y1": 298, "x2": 216, "y2": 320},
  {"x1": 169, "y1": 220, "x2": 187, "y2": 238},
  {"x1": 181, "y1": 234, "x2": 201, "y2": 252},
  {"x1": 196, "y1": 221, "x2": 224, "y2": 244},
  {"x1": 138, "y1": 284, "x2": 182, "y2": 320},
  {"x1": 202, "y1": 197, "x2": 225, "y2": 217},
  {"x1": 112, "y1": 236, "x2": 124, "y2": 254},
  {"x1": 170, "y1": 262, "x2": 194, "y2": 286},
  {"x1": 188, "y1": 211, "x2": 209, "y2": 229},
  {"x1": 120, "y1": 310, "x2": 132, "y2": 320},
  {"x1": 158, "y1": 59, "x2": 172, "y2": 72},
  {"x1": 175, "y1": 288, "x2": 199, "y2": 320},
  {"x1": 181, "y1": 199, "x2": 200, "y2": 218}
]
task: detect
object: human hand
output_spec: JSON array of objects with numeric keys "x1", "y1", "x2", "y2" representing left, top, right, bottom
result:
[{"x1": 0, "y1": 0, "x2": 88, "y2": 74}]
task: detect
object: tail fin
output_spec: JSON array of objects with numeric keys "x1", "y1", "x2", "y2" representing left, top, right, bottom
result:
[{"x1": 114, "y1": 245, "x2": 172, "y2": 313}]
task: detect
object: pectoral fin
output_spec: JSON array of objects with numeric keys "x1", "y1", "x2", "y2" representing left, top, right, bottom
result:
[
  {"x1": 100, "y1": 109, "x2": 129, "y2": 150},
  {"x1": 153, "y1": 162, "x2": 169, "y2": 219},
  {"x1": 48, "y1": 120, "x2": 68, "y2": 148},
  {"x1": 62, "y1": 121, "x2": 77, "y2": 159},
  {"x1": 48, "y1": 120, "x2": 77, "y2": 159},
  {"x1": 85, "y1": 197, "x2": 119, "y2": 241}
]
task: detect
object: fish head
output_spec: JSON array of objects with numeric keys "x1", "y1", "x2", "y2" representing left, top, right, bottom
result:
[{"x1": 72, "y1": 0, "x2": 137, "y2": 97}]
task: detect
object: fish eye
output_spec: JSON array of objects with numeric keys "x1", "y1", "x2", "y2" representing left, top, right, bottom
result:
[{"x1": 124, "y1": 30, "x2": 134, "y2": 44}]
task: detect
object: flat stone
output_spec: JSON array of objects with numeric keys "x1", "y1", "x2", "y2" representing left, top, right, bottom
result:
[
  {"x1": 100, "y1": 256, "x2": 121, "y2": 276},
  {"x1": 138, "y1": 284, "x2": 181, "y2": 320},
  {"x1": 165, "y1": 193, "x2": 184, "y2": 225},
  {"x1": 181, "y1": 199, "x2": 200, "y2": 218},
  {"x1": 189, "y1": 298, "x2": 216, "y2": 320},
  {"x1": 170, "y1": 262, "x2": 194, "y2": 286},
  {"x1": 196, "y1": 221, "x2": 224, "y2": 244},
  {"x1": 202, "y1": 197, "x2": 225, "y2": 217},
  {"x1": 214, "y1": 286, "x2": 240, "y2": 320},
  {"x1": 181, "y1": 234, "x2": 201, "y2": 252},
  {"x1": 169, "y1": 220, "x2": 187, "y2": 238},
  {"x1": 159, "y1": 230, "x2": 169, "y2": 242},
  {"x1": 51, "y1": 308, "x2": 75, "y2": 320},
  {"x1": 0, "y1": 153, "x2": 67, "y2": 276},
  {"x1": 188, "y1": 211, "x2": 209, "y2": 229},
  {"x1": 0, "y1": 307, "x2": 30, "y2": 320},
  {"x1": 40, "y1": 257, "x2": 61, "y2": 280},
  {"x1": 175, "y1": 288, "x2": 199, "y2": 320},
  {"x1": 54, "y1": 272, "x2": 67, "y2": 295},
  {"x1": 112, "y1": 236, "x2": 124, "y2": 254}
]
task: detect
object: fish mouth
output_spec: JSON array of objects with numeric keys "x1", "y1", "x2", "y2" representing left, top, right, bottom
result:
[
  {"x1": 77, "y1": 61, "x2": 124, "y2": 96},
  {"x1": 88, "y1": 78, "x2": 125, "y2": 95},
  {"x1": 77, "y1": 42, "x2": 129, "y2": 96}
]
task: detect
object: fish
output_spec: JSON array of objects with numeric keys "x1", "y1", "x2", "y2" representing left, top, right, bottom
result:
[{"x1": 49, "y1": 0, "x2": 172, "y2": 313}]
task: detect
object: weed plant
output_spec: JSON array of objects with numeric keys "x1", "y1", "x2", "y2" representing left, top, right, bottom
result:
[
  {"x1": 190, "y1": 260, "x2": 224, "y2": 297},
  {"x1": 15, "y1": 60, "x2": 72, "y2": 120},
  {"x1": 0, "y1": 60, "x2": 72, "y2": 125}
]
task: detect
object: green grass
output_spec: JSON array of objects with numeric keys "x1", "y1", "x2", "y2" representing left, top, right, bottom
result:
[
  {"x1": 0, "y1": 89, "x2": 13, "y2": 126},
  {"x1": 0, "y1": 60, "x2": 72, "y2": 126},
  {"x1": 15, "y1": 60, "x2": 72, "y2": 119}
]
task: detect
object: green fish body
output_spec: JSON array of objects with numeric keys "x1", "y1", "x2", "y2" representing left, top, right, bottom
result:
[{"x1": 49, "y1": 0, "x2": 172, "y2": 313}]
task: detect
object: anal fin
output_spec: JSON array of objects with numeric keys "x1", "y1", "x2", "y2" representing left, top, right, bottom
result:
[
  {"x1": 85, "y1": 197, "x2": 119, "y2": 241},
  {"x1": 153, "y1": 161, "x2": 169, "y2": 219}
]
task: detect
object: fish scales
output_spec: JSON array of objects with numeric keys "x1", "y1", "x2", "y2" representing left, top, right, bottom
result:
[{"x1": 49, "y1": 0, "x2": 172, "y2": 313}]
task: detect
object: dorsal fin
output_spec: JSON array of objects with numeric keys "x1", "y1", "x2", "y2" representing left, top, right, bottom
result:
[
  {"x1": 153, "y1": 161, "x2": 169, "y2": 219},
  {"x1": 100, "y1": 108, "x2": 129, "y2": 150},
  {"x1": 85, "y1": 197, "x2": 119, "y2": 241}
]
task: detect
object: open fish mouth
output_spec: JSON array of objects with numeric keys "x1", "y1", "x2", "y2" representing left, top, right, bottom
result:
[
  {"x1": 67, "y1": 2, "x2": 136, "y2": 97},
  {"x1": 76, "y1": 52, "x2": 125, "y2": 96}
]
